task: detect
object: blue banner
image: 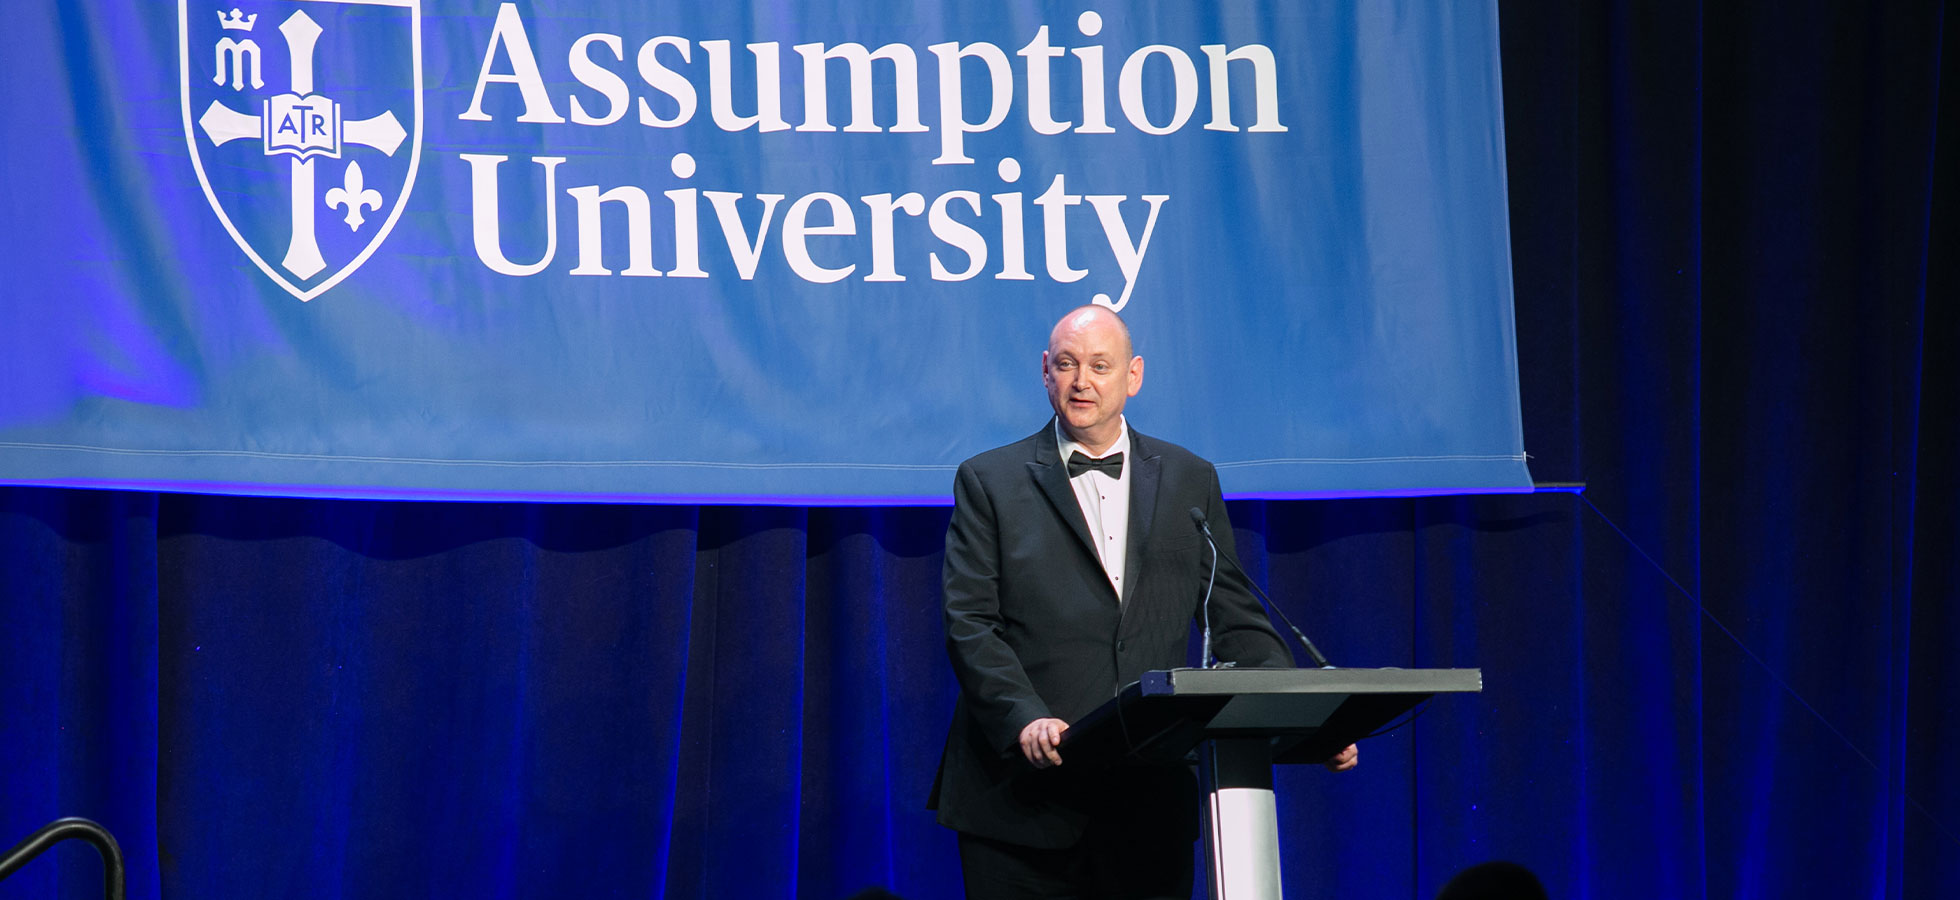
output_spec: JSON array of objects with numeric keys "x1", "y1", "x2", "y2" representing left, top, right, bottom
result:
[{"x1": 0, "y1": 0, "x2": 1529, "y2": 503}]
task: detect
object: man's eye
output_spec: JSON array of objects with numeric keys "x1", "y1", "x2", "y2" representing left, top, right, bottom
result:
[
  {"x1": 1092, "y1": 363, "x2": 1110, "y2": 373},
  {"x1": 1056, "y1": 360, "x2": 1075, "y2": 370}
]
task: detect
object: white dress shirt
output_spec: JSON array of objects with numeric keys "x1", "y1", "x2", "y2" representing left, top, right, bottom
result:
[{"x1": 1057, "y1": 418, "x2": 1132, "y2": 599}]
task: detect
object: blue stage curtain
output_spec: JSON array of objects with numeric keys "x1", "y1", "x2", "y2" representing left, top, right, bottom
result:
[
  {"x1": 0, "y1": 490, "x2": 160, "y2": 900},
  {"x1": 3, "y1": 1, "x2": 1954, "y2": 898}
]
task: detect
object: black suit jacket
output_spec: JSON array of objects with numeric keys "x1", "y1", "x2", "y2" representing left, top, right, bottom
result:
[{"x1": 929, "y1": 421, "x2": 1291, "y2": 848}]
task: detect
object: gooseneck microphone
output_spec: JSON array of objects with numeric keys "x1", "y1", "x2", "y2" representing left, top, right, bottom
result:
[{"x1": 1188, "y1": 507, "x2": 1335, "y2": 669}]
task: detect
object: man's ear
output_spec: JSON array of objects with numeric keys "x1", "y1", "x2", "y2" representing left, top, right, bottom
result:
[{"x1": 1127, "y1": 356, "x2": 1145, "y2": 397}]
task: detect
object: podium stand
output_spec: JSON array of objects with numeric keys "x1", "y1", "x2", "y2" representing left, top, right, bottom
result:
[{"x1": 1057, "y1": 667, "x2": 1481, "y2": 899}]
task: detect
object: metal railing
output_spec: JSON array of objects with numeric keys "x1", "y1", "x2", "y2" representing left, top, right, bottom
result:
[{"x1": 0, "y1": 817, "x2": 124, "y2": 900}]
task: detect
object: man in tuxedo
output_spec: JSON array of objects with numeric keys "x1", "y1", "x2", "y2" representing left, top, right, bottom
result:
[{"x1": 930, "y1": 305, "x2": 1357, "y2": 898}]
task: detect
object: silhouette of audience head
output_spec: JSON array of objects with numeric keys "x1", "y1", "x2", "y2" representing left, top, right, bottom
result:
[{"x1": 1436, "y1": 861, "x2": 1548, "y2": 900}]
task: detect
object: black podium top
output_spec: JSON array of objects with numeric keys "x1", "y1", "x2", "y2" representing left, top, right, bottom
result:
[{"x1": 1058, "y1": 667, "x2": 1482, "y2": 766}]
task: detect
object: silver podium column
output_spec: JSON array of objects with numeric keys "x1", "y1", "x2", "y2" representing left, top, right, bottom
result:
[{"x1": 1199, "y1": 738, "x2": 1283, "y2": 899}]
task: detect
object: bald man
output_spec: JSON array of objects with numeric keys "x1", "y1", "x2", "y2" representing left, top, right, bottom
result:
[{"x1": 929, "y1": 307, "x2": 1353, "y2": 899}]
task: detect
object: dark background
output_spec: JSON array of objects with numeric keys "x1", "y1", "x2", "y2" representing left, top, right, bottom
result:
[{"x1": 3, "y1": 1, "x2": 1954, "y2": 897}]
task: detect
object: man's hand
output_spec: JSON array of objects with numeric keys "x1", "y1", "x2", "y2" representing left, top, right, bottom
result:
[
  {"x1": 1019, "y1": 717, "x2": 1069, "y2": 768},
  {"x1": 1323, "y1": 743, "x2": 1359, "y2": 772}
]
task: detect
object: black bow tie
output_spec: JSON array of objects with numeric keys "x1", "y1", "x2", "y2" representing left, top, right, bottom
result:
[{"x1": 1066, "y1": 451, "x2": 1124, "y2": 479}]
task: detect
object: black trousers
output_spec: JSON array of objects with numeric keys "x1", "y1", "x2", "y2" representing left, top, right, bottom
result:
[{"x1": 956, "y1": 827, "x2": 1197, "y2": 900}]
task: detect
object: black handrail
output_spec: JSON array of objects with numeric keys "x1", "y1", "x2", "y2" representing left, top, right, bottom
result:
[{"x1": 0, "y1": 817, "x2": 124, "y2": 900}]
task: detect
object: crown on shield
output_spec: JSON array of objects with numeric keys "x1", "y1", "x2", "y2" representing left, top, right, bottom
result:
[{"x1": 218, "y1": 8, "x2": 257, "y2": 31}]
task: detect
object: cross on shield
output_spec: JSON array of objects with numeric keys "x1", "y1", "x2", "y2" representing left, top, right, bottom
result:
[{"x1": 180, "y1": 1, "x2": 423, "y2": 301}]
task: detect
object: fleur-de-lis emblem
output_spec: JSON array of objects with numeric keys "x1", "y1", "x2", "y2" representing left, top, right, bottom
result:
[{"x1": 325, "y1": 160, "x2": 384, "y2": 231}]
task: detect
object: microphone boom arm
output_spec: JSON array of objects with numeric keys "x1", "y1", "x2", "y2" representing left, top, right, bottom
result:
[{"x1": 1188, "y1": 506, "x2": 1335, "y2": 669}]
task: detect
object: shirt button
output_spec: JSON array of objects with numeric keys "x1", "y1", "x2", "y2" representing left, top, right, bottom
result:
[{"x1": 1117, "y1": 640, "x2": 1127, "y2": 652}]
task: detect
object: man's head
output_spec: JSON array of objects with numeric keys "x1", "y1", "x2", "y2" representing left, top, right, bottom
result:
[{"x1": 1043, "y1": 305, "x2": 1144, "y2": 454}]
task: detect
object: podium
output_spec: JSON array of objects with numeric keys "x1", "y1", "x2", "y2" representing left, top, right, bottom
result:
[{"x1": 1057, "y1": 667, "x2": 1481, "y2": 899}]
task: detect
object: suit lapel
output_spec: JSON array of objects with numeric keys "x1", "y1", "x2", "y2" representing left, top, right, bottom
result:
[
  {"x1": 1025, "y1": 421, "x2": 1104, "y2": 573},
  {"x1": 1120, "y1": 430, "x2": 1161, "y2": 611}
]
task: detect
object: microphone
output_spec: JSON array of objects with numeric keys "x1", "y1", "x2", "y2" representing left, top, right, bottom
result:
[{"x1": 1188, "y1": 507, "x2": 1335, "y2": 669}]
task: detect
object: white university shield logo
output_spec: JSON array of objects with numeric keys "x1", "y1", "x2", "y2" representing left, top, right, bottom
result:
[{"x1": 180, "y1": 1, "x2": 423, "y2": 301}]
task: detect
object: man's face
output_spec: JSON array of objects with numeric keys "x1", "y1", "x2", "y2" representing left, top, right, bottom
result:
[{"x1": 1043, "y1": 309, "x2": 1144, "y2": 451}]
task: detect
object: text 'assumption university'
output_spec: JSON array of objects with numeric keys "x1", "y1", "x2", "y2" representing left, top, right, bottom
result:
[{"x1": 456, "y1": 4, "x2": 1287, "y2": 309}]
